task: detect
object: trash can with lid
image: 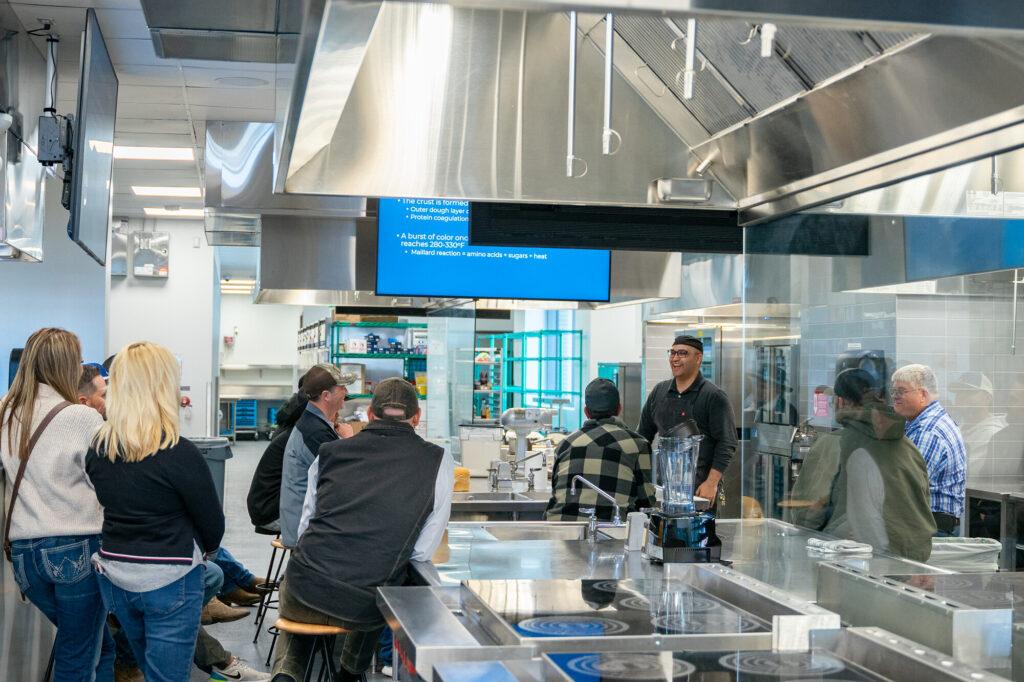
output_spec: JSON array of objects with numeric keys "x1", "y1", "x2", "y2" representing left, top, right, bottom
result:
[{"x1": 191, "y1": 436, "x2": 233, "y2": 507}]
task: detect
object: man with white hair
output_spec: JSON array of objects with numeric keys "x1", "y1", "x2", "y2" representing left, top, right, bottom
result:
[{"x1": 891, "y1": 363, "x2": 968, "y2": 536}]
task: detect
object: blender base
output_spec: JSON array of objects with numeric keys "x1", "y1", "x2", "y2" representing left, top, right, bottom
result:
[{"x1": 645, "y1": 512, "x2": 722, "y2": 564}]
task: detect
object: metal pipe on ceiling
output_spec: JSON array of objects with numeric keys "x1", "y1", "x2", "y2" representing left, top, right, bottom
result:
[
  {"x1": 601, "y1": 13, "x2": 620, "y2": 155},
  {"x1": 566, "y1": 11, "x2": 586, "y2": 178}
]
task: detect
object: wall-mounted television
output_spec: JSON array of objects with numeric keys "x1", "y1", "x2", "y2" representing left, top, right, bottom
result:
[
  {"x1": 375, "y1": 198, "x2": 611, "y2": 302},
  {"x1": 67, "y1": 8, "x2": 118, "y2": 266}
]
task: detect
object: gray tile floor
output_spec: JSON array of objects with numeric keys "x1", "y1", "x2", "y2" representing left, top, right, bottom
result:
[{"x1": 192, "y1": 439, "x2": 389, "y2": 681}]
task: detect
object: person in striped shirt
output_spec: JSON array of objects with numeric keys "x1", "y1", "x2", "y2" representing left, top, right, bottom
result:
[{"x1": 891, "y1": 364, "x2": 968, "y2": 536}]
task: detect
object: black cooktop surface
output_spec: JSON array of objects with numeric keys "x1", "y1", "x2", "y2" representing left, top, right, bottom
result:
[
  {"x1": 499, "y1": 580, "x2": 769, "y2": 639},
  {"x1": 545, "y1": 649, "x2": 886, "y2": 681}
]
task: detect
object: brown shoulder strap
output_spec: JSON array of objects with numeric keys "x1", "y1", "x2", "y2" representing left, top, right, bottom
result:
[{"x1": 3, "y1": 401, "x2": 73, "y2": 561}]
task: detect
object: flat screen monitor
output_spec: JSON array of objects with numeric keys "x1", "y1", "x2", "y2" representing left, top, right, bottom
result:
[
  {"x1": 376, "y1": 198, "x2": 611, "y2": 301},
  {"x1": 68, "y1": 8, "x2": 118, "y2": 266}
]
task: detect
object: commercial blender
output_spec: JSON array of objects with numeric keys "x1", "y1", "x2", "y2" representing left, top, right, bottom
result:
[{"x1": 644, "y1": 419, "x2": 722, "y2": 564}]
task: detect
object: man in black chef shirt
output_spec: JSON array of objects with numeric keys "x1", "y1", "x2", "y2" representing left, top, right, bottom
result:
[{"x1": 638, "y1": 335, "x2": 737, "y2": 502}]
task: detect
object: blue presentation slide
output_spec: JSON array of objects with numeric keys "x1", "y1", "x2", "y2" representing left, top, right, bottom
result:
[{"x1": 376, "y1": 198, "x2": 611, "y2": 301}]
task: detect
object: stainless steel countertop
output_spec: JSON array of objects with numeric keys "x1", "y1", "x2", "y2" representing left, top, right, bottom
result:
[
  {"x1": 415, "y1": 519, "x2": 948, "y2": 602},
  {"x1": 967, "y1": 479, "x2": 1024, "y2": 500}
]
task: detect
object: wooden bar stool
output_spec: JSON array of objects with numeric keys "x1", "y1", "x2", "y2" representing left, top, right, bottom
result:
[
  {"x1": 274, "y1": 617, "x2": 350, "y2": 682},
  {"x1": 253, "y1": 537, "x2": 290, "y2": 645}
]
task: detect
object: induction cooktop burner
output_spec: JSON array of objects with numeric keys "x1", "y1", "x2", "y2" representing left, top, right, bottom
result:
[
  {"x1": 618, "y1": 594, "x2": 720, "y2": 614},
  {"x1": 718, "y1": 651, "x2": 847, "y2": 676},
  {"x1": 563, "y1": 653, "x2": 696, "y2": 681},
  {"x1": 653, "y1": 612, "x2": 765, "y2": 634},
  {"x1": 466, "y1": 579, "x2": 775, "y2": 643},
  {"x1": 545, "y1": 650, "x2": 887, "y2": 681},
  {"x1": 516, "y1": 616, "x2": 631, "y2": 637},
  {"x1": 591, "y1": 580, "x2": 628, "y2": 594}
]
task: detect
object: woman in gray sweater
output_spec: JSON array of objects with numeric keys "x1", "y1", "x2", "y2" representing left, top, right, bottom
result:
[{"x1": 0, "y1": 328, "x2": 112, "y2": 681}]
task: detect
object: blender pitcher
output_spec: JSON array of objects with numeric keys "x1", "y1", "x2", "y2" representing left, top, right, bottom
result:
[{"x1": 656, "y1": 419, "x2": 703, "y2": 515}]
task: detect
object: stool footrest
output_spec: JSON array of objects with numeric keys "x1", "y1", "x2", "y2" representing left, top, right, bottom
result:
[{"x1": 274, "y1": 618, "x2": 348, "y2": 636}]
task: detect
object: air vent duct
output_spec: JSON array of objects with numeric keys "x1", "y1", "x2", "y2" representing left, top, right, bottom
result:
[{"x1": 141, "y1": 0, "x2": 301, "y2": 63}]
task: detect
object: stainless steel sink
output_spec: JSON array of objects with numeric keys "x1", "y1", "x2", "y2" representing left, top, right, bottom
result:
[
  {"x1": 481, "y1": 524, "x2": 588, "y2": 541},
  {"x1": 452, "y1": 492, "x2": 530, "y2": 502}
]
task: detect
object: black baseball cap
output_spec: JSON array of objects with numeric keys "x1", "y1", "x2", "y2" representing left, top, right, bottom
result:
[
  {"x1": 585, "y1": 378, "x2": 620, "y2": 415},
  {"x1": 672, "y1": 335, "x2": 704, "y2": 353},
  {"x1": 370, "y1": 377, "x2": 420, "y2": 420}
]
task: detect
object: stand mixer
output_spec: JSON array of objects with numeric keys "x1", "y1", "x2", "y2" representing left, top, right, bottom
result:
[
  {"x1": 644, "y1": 419, "x2": 722, "y2": 564},
  {"x1": 491, "y1": 408, "x2": 555, "y2": 488}
]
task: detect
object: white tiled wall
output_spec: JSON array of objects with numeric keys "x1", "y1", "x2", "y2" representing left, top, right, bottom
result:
[{"x1": 895, "y1": 294, "x2": 1024, "y2": 484}]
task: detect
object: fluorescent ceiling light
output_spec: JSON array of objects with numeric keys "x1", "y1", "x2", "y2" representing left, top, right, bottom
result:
[
  {"x1": 144, "y1": 207, "x2": 204, "y2": 218},
  {"x1": 132, "y1": 186, "x2": 202, "y2": 198},
  {"x1": 114, "y1": 146, "x2": 194, "y2": 161}
]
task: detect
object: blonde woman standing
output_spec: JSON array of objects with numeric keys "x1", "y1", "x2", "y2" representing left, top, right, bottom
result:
[
  {"x1": 0, "y1": 328, "x2": 113, "y2": 681},
  {"x1": 86, "y1": 342, "x2": 225, "y2": 682}
]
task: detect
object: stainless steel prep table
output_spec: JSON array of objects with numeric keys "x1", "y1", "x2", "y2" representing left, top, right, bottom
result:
[
  {"x1": 416, "y1": 519, "x2": 949, "y2": 602},
  {"x1": 968, "y1": 480, "x2": 1024, "y2": 571},
  {"x1": 381, "y1": 566, "x2": 840, "y2": 681}
]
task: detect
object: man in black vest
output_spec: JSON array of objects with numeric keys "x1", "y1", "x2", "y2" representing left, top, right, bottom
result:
[
  {"x1": 271, "y1": 378, "x2": 453, "y2": 682},
  {"x1": 638, "y1": 335, "x2": 737, "y2": 503}
]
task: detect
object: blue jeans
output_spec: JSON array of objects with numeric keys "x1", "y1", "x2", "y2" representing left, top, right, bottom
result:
[
  {"x1": 213, "y1": 546, "x2": 254, "y2": 595},
  {"x1": 378, "y1": 628, "x2": 393, "y2": 666},
  {"x1": 96, "y1": 565, "x2": 205, "y2": 682},
  {"x1": 204, "y1": 559, "x2": 224, "y2": 604},
  {"x1": 10, "y1": 534, "x2": 114, "y2": 682}
]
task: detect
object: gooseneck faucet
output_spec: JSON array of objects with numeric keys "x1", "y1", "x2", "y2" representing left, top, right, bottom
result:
[
  {"x1": 571, "y1": 475, "x2": 623, "y2": 541},
  {"x1": 511, "y1": 449, "x2": 546, "y2": 480}
]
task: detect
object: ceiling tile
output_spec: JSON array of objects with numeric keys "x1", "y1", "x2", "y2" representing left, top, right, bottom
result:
[
  {"x1": 113, "y1": 131, "x2": 195, "y2": 147},
  {"x1": 187, "y1": 105, "x2": 274, "y2": 123},
  {"x1": 118, "y1": 100, "x2": 187, "y2": 118},
  {"x1": 118, "y1": 84, "x2": 184, "y2": 104},
  {"x1": 95, "y1": 8, "x2": 149, "y2": 39},
  {"x1": 116, "y1": 118, "x2": 193, "y2": 134},
  {"x1": 185, "y1": 86, "x2": 273, "y2": 109},
  {"x1": 104, "y1": 38, "x2": 163, "y2": 66},
  {"x1": 113, "y1": 167, "x2": 201, "y2": 183},
  {"x1": 182, "y1": 66, "x2": 263, "y2": 88},
  {"x1": 178, "y1": 60, "x2": 276, "y2": 74},
  {"x1": 111, "y1": 64, "x2": 183, "y2": 86}
]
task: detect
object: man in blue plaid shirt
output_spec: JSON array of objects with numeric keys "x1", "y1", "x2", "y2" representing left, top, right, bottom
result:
[{"x1": 892, "y1": 364, "x2": 968, "y2": 536}]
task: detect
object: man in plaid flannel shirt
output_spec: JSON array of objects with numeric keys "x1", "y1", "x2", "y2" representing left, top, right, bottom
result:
[
  {"x1": 545, "y1": 378, "x2": 656, "y2": 521},
  {"x1": 892, "y1": 364, "x2": 967, "y2": 536}
]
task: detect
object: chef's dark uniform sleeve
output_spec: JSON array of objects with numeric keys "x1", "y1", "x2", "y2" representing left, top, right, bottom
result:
[
  {"x1": 637, "y1": 389, "x2": 658, "y2": 443},
  {"x1": 706, "y1": 390, "x2": 738, "y2": 474}
]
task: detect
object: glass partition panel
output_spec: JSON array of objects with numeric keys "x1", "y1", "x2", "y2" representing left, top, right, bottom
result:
[
  {"x1": 741, "y1": 215, "x2": 1024, "y2": 564},
  {"x1": 427, "y1": 302, "x2": 476, "y2": 459}
]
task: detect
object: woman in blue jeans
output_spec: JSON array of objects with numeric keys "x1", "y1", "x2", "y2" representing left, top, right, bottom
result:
[
  {"x1": 0, "y1": 328, "x2": 113, "y2": 681},
  {"x1": 86, "y1": 342, "x2": 225, "y2": 682}
]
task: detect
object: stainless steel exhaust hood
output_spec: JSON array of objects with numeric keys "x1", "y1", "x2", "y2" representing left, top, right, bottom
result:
[
  {"x1": 204, "y1": 121, "x2": 370, "y2": 246},
  {"x1": 278, "y1": 3, "x2": 733, "y2": 208},
  {"x1": 278, "y1": 1, "x2": 1024, "y2": 226}
]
